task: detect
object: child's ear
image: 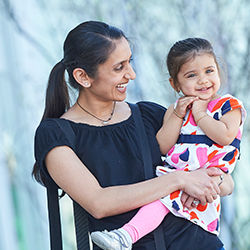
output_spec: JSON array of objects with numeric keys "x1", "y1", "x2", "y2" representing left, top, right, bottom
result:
[{"x1": 169, "y1": 78, "x2": 180, "y2": 92}]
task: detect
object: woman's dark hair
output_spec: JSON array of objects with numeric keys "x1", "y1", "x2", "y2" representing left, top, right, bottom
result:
[
  {"x1": 166, "y1": 37, "x2": 220, "y2": 91},
  {"x1": 33, "y1": 21, "x2": 127, "y2": 184},
  {"x1": 42, "y1": 21, "x2": 127, "y2": 119}
]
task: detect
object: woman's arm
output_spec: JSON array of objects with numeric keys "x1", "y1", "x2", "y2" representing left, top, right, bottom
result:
[{"x1": 45, "y1": 146, "x2": 221, "y2": 219}]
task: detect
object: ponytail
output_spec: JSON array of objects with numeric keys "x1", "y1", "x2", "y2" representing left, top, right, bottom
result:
[
  {"x1": 33, "y1": 21, "x2": 128, "y2": 185},
  {"x1": 32, "y1": 60, "x2": 70, "y2": 185},
  {"x1": 42, "y1": 60, "x2": 70, "y2": 120}
]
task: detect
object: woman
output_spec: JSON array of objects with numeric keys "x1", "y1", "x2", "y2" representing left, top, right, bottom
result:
[{"x1": 33, "y1": 21, "x2": 233, "y2": 249}]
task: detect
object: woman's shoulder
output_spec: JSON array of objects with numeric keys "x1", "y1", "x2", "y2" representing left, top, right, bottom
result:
[
  {"x1": 34, "y1": 118, "x2": 76, "y2": 159},
  {"x1": 35, "y1": 118, "x2": 73, "y2": 145},
  {"x1": 136, "y1": 101, "x2": 166, "y2": 114},
  {"x1": 36, "y1": 118, "x2": 61, "y2": 134},
  {"x1": 134, "y1": 101, "x2": 167, "y2": 130}
]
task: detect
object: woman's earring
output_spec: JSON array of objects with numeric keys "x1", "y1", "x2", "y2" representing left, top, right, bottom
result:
[{"x1": 83, "y1": 82, "x2": 91, "y2": 88}]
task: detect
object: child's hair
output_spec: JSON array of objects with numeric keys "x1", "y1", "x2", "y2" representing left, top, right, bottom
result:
[{"x1": 166, "y1": 38, "x2": 220, "y2": 91}]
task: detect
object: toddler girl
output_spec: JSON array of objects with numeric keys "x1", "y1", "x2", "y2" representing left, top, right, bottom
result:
[{"x1": 91, "y1": 37, "x2": 246, "y2": 250}]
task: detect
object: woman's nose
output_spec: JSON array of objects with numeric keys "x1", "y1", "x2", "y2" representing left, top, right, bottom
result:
[{"x1": 125, "y1": 64, "x2": 136, "y2": 80}]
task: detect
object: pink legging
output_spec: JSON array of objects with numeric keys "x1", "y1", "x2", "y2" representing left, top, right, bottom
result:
[{"x1": 122, "y1": 200, "x2": 169, "y2": 243}]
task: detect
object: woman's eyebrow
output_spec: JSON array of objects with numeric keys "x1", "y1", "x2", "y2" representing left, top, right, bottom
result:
[{"x1": 112, "y1": 55, "x2": 132, "y2": 67}]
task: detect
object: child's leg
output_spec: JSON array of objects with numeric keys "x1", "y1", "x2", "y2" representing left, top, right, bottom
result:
[{"x1": 122, "y1": 200, "x2": 169, "y2": 243}]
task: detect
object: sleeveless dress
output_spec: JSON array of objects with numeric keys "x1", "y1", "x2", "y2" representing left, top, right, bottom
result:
[
  {"x1": 156, "y1": 94, "x2": 246, "y2": 235},
  {"x1": 34, "y1": 101, "x2": 224, "y2": 250}
]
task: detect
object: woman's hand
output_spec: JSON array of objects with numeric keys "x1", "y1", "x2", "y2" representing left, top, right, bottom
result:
[
  {"x1": 208, "y1": 167, "x2": 234, "y2": 196},
  {"x1": 180, "y1": 167, "x2": 221, "y2": 205},
  {"x1": 181, "y1": 192, "x2": 199, "y2": 209},
  {"x1": 181, "y1": 167, "x2": 234, "y2": 208}
]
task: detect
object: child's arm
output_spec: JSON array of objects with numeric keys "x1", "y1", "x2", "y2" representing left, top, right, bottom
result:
[
  {"x1": 156, "y1": 104, "x2": 182, "y2": 155},
  {"x1": 192, "y1": 99, "x2": 242, "y2": 146},
  {"x1": 157, "y1": 96, "x2": 197, "y2": 155}
]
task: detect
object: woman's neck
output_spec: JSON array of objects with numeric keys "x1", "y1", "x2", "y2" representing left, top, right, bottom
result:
[
  {"x1": 77, "y1": 95, "x2": 115, "y2": 117},
  {"x1": 61, "y1": 95, "x2": 131, "y2": 126}
]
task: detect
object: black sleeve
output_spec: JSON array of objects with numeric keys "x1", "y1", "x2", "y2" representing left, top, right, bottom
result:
[
  {"x1": 34, "y1": 118, "x2": 75, "y2": 179},
  {"x1": 137, "y1": 101, "x2": 167, "y2": 134}
]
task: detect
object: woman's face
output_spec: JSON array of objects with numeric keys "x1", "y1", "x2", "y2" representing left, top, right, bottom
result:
[{"x1": 88, "y1": 37, "x2": 136, "y2": 102}]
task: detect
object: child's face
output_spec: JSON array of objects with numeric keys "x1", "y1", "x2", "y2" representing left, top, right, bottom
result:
[{"x1": 176, "y1": 53, "x2": 221, "y2": 100}]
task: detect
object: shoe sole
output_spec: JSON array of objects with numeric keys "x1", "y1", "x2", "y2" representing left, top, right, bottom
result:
[{"x1": 91, "y1": 233, "x2": 114, "y2": 250}]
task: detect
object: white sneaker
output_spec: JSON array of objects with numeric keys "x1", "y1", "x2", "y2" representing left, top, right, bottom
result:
[{"x1": 91, "y1": 228, "x2": 132, "y2": 250}]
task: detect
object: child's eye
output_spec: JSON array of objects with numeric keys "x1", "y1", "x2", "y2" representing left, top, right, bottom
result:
[
  {"x1": 206, "y1": 69, "x2": 214, "y2": 73},
  {"x1": 187, "y1": 73, "x2": 196, "y2": 78}
]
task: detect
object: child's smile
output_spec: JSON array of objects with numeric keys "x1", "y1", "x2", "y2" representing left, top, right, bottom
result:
[{"x1": 177, "y1": 54, "x2": 221, "y2": 100}]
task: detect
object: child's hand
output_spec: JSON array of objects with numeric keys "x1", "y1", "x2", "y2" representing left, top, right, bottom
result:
[
  {"x1": 181, "y1": 192, "x2": 199, "y2": 209},
  {"x1": 191, "y1": 98, "x2": 210, "y2": 123},
  {"x1": 192, "y1": 98, "x2": 210, "y2": 115},
  {"x1": 175, "y1": 96, "x2": 198, "y2": 118}
]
